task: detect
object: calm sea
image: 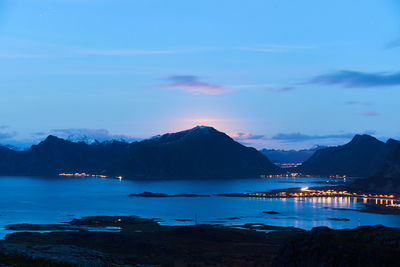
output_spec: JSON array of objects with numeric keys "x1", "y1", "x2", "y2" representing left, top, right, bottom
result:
[{"x1": 0, "y1": 176, "x2": 399, "y2": 237}]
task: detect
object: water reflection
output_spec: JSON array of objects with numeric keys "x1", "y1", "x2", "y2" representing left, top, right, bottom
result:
[
  {"x1": 0, "y1": 176, "x2": 399, "y2": 238},
  {"x1": 283, "y1": 196, "x2": 398, "y2": 209}
]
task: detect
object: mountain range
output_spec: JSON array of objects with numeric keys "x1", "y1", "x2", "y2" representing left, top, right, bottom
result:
[
  {"x1": 1, "y1": 127, "x2": 399, "y2": 186},
  {"x1": 0, "y1": 126, "x2": 279, "y2": 179},
  {"x1": 297, "y1": 134, "x2": 400, "y2": 177}
]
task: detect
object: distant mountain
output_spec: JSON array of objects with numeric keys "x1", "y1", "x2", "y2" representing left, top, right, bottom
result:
[
  {"x1": 65, "y1": 134, "x2": 138, "y2": 145},
  {"x1": 297, "y1": 135, "x2": 400, "y2": 177},
  {"x1": 260, "y1": 146, "x2": 324, "y2": 167},
  {"x1": 0, "y1": 144, "x2": 22, "y2": 151},
  {"x1": 0, "y1": 126, "x2": 279, "y2": 178},
  {"x1": 348, "y1": 144, "x2": 400, "y2": 194},
  {"x1": 66, "y1": 135, "x2": 101, "y2": 145}
]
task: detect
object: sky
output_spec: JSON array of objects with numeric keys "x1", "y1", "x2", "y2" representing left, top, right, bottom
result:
[{"x1": 0, "y1": 0, "x2": 400, "y2": 150}]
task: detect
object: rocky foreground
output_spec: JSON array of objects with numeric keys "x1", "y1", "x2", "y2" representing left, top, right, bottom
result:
[
  {"x1": 0, "y1": 216, "x2": 399, "y2": 266},
  {"x1": 273, "y1": 225, "x2": 400, "y2": 267}
]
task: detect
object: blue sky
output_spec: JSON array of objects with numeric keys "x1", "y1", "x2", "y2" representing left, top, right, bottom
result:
[{"x1": 0, "y1": 0, "x2": 400, "y2": 149}]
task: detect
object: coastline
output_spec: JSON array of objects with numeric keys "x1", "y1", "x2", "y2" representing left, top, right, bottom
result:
[
  {"x1": 128, "y1": 186, "x2": 400, "y2": 215},
  {"x1": 1, "y1": 215, "x2": 400, "y2": 266},
  {"x1": 1, "y1": 216, "x2": 302, "y2": 266}
]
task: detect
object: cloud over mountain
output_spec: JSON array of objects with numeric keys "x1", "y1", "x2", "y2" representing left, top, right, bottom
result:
[
  {"x1": 52, "y1": 128, "x2": 139, "y2": 143},
  {"x1": 229, "y1": 132, "x2": 265, "y2": 141}
]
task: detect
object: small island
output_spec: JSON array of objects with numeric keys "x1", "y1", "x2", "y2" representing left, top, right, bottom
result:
[{"x1": 328, "y1": 217, "x2": 350, "y2": 221}]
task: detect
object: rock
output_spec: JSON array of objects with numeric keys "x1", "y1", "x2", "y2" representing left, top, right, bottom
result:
[
  {"x1": 328, "y1": 217, "x2": 350, "y2": 221},
  {"x1": 263, "y1": 211, "x2": 280, "y2": 215},
  {"x1": 272, "y1": 225, "x2": 400, "y2": 266}
]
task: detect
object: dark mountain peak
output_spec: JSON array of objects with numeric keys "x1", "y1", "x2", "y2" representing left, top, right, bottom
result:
[
  {"x1": 174, "y1": 126, "x2": 220, "y2": 137},
  {"x1": 298, "y1": 133, "x2": 397, "y2": 177},
  {"x1": 182, "y1": 125, "x2": 222, "y2": 137},
  {"x1": 348, "y1": 134, "x2": 381, "y2": 146},
  {"x1": 351, "y1": 134, "x2": 375, "y2": 141},
  {"x1": 190, "y1": 125, "x2": 217, "y2": 132},
  {"x1": 42, "y1": 135, "x2": 67, "y2": 144},
  {"x1": 126, "y1": 126, "x2": 279, "y2": 177},
  {"x1": 144, "y1": 126, "x2": 226, "y2": 145},
  {"x1": 32, "y1": 135, "x2": 78, "y2": 151}
]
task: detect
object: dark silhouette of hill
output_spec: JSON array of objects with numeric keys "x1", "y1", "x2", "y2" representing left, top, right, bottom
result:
[
  {"x1": 0, "y1": 126, "x2": 279, "y2": 178},
  {"x1": 297, "y1": 135, "x2": 400, "y2": 177},
  {"x1": 273, "y1": 225, "x2": 400, "y2": 267},
  {"x1": 348, "y1": 143, "x2": 400, "y2": 194}
]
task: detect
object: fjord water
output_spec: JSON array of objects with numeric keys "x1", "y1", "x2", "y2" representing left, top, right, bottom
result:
[{"x1": 0, "y1": 176, "x2": 399, "y2": 237}]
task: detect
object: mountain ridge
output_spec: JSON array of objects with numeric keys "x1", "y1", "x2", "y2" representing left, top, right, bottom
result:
[
  {"x1": 348, "y1": 144, "x2": 400, "y2": 194},
  {"x1": 297, "y1": 134, "x2": 400, "y2": 177},
  {"x1": 0, "y1": 126, "x2": 279, "y2": 179}
]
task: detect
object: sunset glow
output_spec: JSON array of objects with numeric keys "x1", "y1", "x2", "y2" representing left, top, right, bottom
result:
[{"x1": 0, "y1": 1, "x2": 398, "y2": 150}]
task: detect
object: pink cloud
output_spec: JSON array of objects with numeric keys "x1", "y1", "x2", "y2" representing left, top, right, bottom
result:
[{"x1": 158, "y1": 75, "x2": 227, "y2": 94}]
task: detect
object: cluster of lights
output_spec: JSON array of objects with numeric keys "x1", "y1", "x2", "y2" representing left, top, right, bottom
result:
[
  {"x1": 275, "y1": 163, "x2": 303, "y2": 168},
  {"x1": 261, "y1": 173, "x2": 302, "y2": 178},
  {"x1": 329, "y1": 175, "x2": 347, "y2": 179},
  {"x1": 59, "y1": 172, "x2": 123, "y2": 180},
  {"x1": 242, "y1": 187, "x2": 396, "y2": 200},
  {"x1": 59, "y1": 172, "x2": 108, "y2": 178},
  {"x1": 244, "y1": 193, "x2": 398, "y2": 207},
  {"x1": 260, "y1": 173, "x2": 347, "y2": 179},
  {"x1": 291, "y1": 188, "x2": 394, "y2": 199}
]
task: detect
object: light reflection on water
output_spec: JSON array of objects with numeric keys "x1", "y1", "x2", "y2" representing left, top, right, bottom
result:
[{"x1": 0, "y1": 176, "x2": 399, "y2": 238}]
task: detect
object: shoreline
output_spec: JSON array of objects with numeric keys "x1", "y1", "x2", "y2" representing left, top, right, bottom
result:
[
  {"x1": 1, "y1": 215, "x2": 303, "y2": 266},
  {"x1": 1, "y1": 215, "x2": 400, "y2": 266},
  {"x1": 128, "y1": 187, "x2": 400, "y2": 215}
]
